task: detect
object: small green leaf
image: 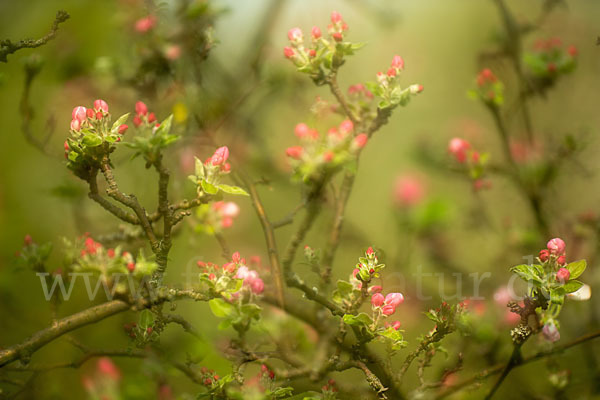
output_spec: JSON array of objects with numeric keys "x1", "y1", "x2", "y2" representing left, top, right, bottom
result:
[
  {"x1": 200, "y1": 180, "x2": 219, "y2": 195},
  {"x1": 217, "y1": 319, "x2": 231, "y2": 330},
  {"x1": 82, "y1": 134, "x2": 103, "y2": 147},
  {"x1": 550, "y1": 287, "x2": 565, "y2": 305},
  {"x1": 342, "y1": 313, "x2": 372, "y2": 327},
  {"x1": 139, "y1": 309, "x2": 154, "y2": 329},
  {"x1": 563, "y1": 280, "x2": 584, "y2": 294},
  {"x1": 208, "y1": 298, "x2": 235, "y2": 318},
  {"x1": 110, "y1": 113, "x2": 130, "y2": 134},
  {"x1": 218, "y1": 184, "x2": 249, "y2": 196},
  {"x1": 194, "y1": 157, "x2": 205, "y2": 179},
  {"x1": 566, "y1": 260, "x2": 586, "y2": 279}
]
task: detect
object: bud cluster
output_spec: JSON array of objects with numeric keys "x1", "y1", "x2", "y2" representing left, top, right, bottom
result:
[
  {"x1": 526, "y1": 37, "x2": 577, "y2": 79},
  {"x1": 368, "y1": 55, "x2": 424, "y2": 109},
  {"x1": 285, "y1": 120, "x2": 367, "y2": 183},
  {"x1": 470, "y1": 68, "x2": 504, "y2": 107},
  {"x1": 188, "y1": 146, "x2": 248, "y2": 197},
  {"x1": 447, "y1": 137, "x2": 491, "y2": 191},
  {"x1": 198, "y1": 251, "x2": 264, "y2": 296},
  {"x1": 194, "y1": 201, "x2": 240, "y2": 234},
  {"x1": 353, "y1": 246, "x2": 385, "y2": 283}
]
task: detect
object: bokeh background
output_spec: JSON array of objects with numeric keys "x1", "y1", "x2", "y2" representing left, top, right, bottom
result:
[{"x1": 1, "y1": 0, "x2": 600, "y2": 398}]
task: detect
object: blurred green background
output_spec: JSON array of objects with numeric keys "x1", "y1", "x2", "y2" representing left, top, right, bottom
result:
[{"x1": 1, "y1": 0, "x2": 600, "y2": 398}]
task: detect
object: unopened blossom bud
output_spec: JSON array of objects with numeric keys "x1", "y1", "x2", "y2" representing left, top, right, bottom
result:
[
  {"x1": 394, "y1": 175, "x2": 425, "y2": 207},
  {"x1": 385, "y1": 292, "x2": 404, "y2": 307},
  {"x1": 556, "y1": 267, "x2": 570, "y2": 282},
  {"x1": 547, "y1": 238, "x2": 566, "y2": 255},
  {"x1": 64, "y1": 141, "x2": 69, "y2": 151},
  {"x1": 148, "y1": 112, "x2": 156, "y2": 123},
  {"x1": 323, "y1": 151, "x2": 334, "y2": 162},
  {"x1": 24, "y1": 234, "x2": 33, "y2": 246},
  {"x1": 568, "y1": 45, "x2": 577, "y2": 57},
  {"x1": 353, "y1": 133, "x2": 368, "y2": 149},
  {"x1": 70, "y1": 119, "x2": 81, "y2": 131},
  {"x1": 283, "y1": 46, "x2": 295, "y2": 59},
  {"x1": 221, "y1": 163, "x2": 231, "y2": 172},
  {"x1": 94, "y1": 99, "x2": 109, "y2": 113},
  {"x1": 232, "y1": 251, "x2": 242, "y2": 264},
  {"x1": 331, "y1": 11, "x2": 342, "y2": 24},
  {"x1": 288, "y1": 27, "x2": 303, "y2": 42},
  {"x1": 369, "y1": 285, "x2": 382, "y2": 294},
  {"x1": 133, "y1": 115, "x2": 142, "y2": 127},
  {"x1": 97, "y1": 357, "x2": 121, "y2": 381},
  {"x1": 127, "y1": 262, "x2": 135, "y2": 272},
  {"x1": 389, "y1": 320, "x2": 401, "y2": 330},
  {"x1": 223, "y1": 262, "x2": 236, "y2": 273},
  {"x1": 135, "y1": 16, "x2": 156, "y2": 33},
  {"x1": 295, "y1": 123, "x2": 310, "y2": 138},
  {"x1": 118, "y1": 124, "x2": 128, "y2": 135},
  {"x1": 366, "y1": 246, "x2": 374, "y2": 256},
  {"x1": 332, "y1": 32, "x2": 343, "y2": 42},
  {"x1": 391, "y1": 55, "x2": 404, "y2": 70},
  {"x1": 96, "y1": 111, "x2": 103, "y2": 120},
  {"x1": 86, "y1": 108, "x2": 95, "y2": 119},
  {"x1": 72, "y1": 106, "x2": 87, "y2": 122},
  {"x1": 381, "y1": 304, "x2": 396, "y2": 316},
  {"x1": 371, "y1": 293, "x2": 384, "y2": 307},
  {"x1": 210, "y1": 146, "x2": 229, "y2": 166},
  {"x1": 539, "y1": 249, "x2": 550, "y2": 262},
  {"x1": 286, "y1": 146, "x2": 304, "y2": 160},
  {"x1": 448, "y1": 138, "x2": 470, "y2": 163},
  {"x1": 387, "y1": 67, "x2": 396, "y2": 77},
  {"x1": 557, "y1": 255, "x2": 566, "y2": 265},
  {"x1": 542, "y1": 322, "x2": 560, "y2": 342},
  {"x1": 311, "y1": 26, "x2": 322, "y2": 40},
  {"x1": 135, "y1": 101, "x2": 148, "y2": 116},
  {"x1": 339, "y1": 119, "x2": 353, "y2": 134},
  {"x1": 251, "y1": 278, "x2": 264, "y2": 294},
  {"x1": 409, "y1": 84, "x2": 424, "y2": 94}
]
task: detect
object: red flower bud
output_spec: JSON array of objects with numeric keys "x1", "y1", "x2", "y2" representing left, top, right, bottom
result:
[
  {"x1": 133, "y1": 115, "x2": 142, "y2": 127},
  {"x1": 148, "y1": 112, "x2": 156, "y2": 123},
  {"x1": 391, "y1": 55, "x2": 404, "y2": 70},
  {"x1": 70, "y1": 119, "x2": 81, "y2": 131},
  {"x1": 323, "y1": 151, "x2": 334, "y2": 162},
  {"x1": 371, "y1": 293, "x2": 384, "y2": 307},
  {"x1": 385, "y1": 292, "x2": 404, "y2": 307},
  {"x1": 332, "y1": 32, "x2": 343, "y2": 42},
  {"x1": 295, "y1": 123, "x2": 310, "y2": 138},
  {"x1": 448, "y1": 138, "x2": 470, "y2": 163},
  {"x1": 72, "y1": 106, "x2": 87, "y2": 122},
  {"x1": 353, "y1": 133, "x2": 368, "y2": 149},
  {"x1": 381, "y1": 304, "x2": 396, "y2": 316},
  {"x1": 308, "y1": 49, "x2": 316, "y2": 58},
  {"x1": 127, "y1": 262, "x2": 135, "y2": 272},
  {"x1": 107, "y1": 248, "x2": 115, "y2": 258},
  {"x1": 539, "y1": 249, "x2": 550, "y2": 262},
  {"x1": 311, "y1": 26, "x2": 322, "y2": 40},
  {"x1": 331, "y1": 11, "x2": 342, "y2": 24},
  {"x1": 118, "y1": 124, "x2": 128, "y2": 135},
  {"x1": 556, "y1": 267, "x2": 570, "y2": 282},
  {"x1": 386, "y1": 67, "x2": 396, "y2": 77},
  {"x1": 210, "y1": 146, "x2": 229, "y2": 166},
  {"x1": 366, "y1": 246, "x2": 374, "y2": 256},
  {"x1": 557, "y1": 255, "x2": 566, "y2": 265},
  {"x1": 339, "y1": 119, "x2": 353, "y2": 135},
  {"x1": 24, "y1": 234, "x2": 33, "y2": 246},
  {"x1": 86, "y1": 108, "x2": 95, "y2": 119},
  {"x1": 283, "y1": 46, "x2": 295, "y2": 58},
  {"x1": 568, "y1": 45, "x2": 577, "y2": 57},
  {"x1": 287, "y1": 27, "x2": 303, "y2": 42},
  {"x1": 286, "y1": 146, "x2": 304, "y2": 160},
  {"x1": 135, "y1": 101, "x2": 148, "y2": 116},
  {"x1": 93, "y1": 99, "x2": 109, "y2": 113},
  {"x1": 369, "y1": 285, "x2": 382, "y2": 294},
  {"x1": 96, "y1": 111, "x2": 103, "y2": 120}
]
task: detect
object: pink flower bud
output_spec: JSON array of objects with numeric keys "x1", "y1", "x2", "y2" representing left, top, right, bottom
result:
[
  {"x1": 323, "y1": 151, "x2": 334, "y2": 162},
  {"x1": 133, "y1": 115, "x2": 142, "y2": 127},
  {"x1": 547, "y1": 238, "x2": 566, "y2": 255},
  {"x1": 539, "y1": 249, "x2": 550, "y2": 262},
  {"x1": 118, "y1": 124, "x2": 128, "y2": 135},
  {"x1": 70, "y1": 119, "x2": 81, "y2": 131},
  {"x1": 568, "y1": 45, "x2": 577, "y2": 57},
  {"x1": 72, "y1": 106, "x2": 87, "y2": 122},
  {"x1": 135, "y1": 16, "x2": 156, "y2": 33},
  {"x1": 210, "y1": 146, "x2": 229, "y2": 166},
  {"x1": 353, "y1": 133, "x2": 368, "y2": 149},
  {"x1": 288, "y1": 27, "x2": 303, "y2": 42},
  {"x1": 165, "y1": 45, "x2": 181, "y2": 60},
  {"x1": 371, "y1": 293, "x2": 384, "y2": 307},
  {"x1": 86, "y1": 108, "x2": 95, "y2": 119},
  {"x1": 381, "y1": 304, "x2": 396, "y2": 316},
  {"x1": 542, "y1": 322, "x2": 560, "y2": 342},
  {"x1": 232, "y1": 251, "x2": 242, "y2": 264},
  {"x1": 24, "y1": 234, "x2": 33, "y2": 246},
  {"x1": 369, "y1": 285, "x2": 382, "y2": 294},
  {"x1": 64, "y1": 141, "x2": 69, "y2": 151},
  {"x1": 389, "y1": 320, "x2": 401, "y2": 330},
  {"x1": 556, "y1": 267, "x2": 570, "y2": 282},
  {"x1": 93, "y1": 99, "x2": 109, "y2": 113},
  {"x1": 251, "y1": 277, "x2": 264, "y2": 294},
  {"x1": 235, "y1": 265, "x2": 250, "y2": 280},
  {"x1": 394, "y1": 175, "x2": 425, "y2": 207},
  {"x1": 448, "y1": 138, "x2": 470, "y2": 163},
  {"x1": 223, "y1": 262, "x2": 236, "y2": 273},
  {"x1": 286, "y1": 146, "x2": 304, "y2": 159},
  {"x1": 308, "y1": 49, "x2": 316, "y2": 58},
  {"x1": 295, "y1": 123, "x2": 310, "y2": 138},
  {"x1": 221, "y1": 216, "x2": 233, "y2": 228},
  {"x1": 477, "y1": 68, "x2": 496, "y2": 86},
  {"x1": 391, "y1": 55, "x2": 404, "y2": 70},
  {"x1": 331, "y1": 11, "x2": 342, "y2": 24},
  {"x1": 148, "y1": 112, "x2": 156, "y2": 123},
  {"x1": 557, "y1": 255, "x2": 566, "y2": 265},
  {"x1": 107, "y1": 248, "x2": 115, "y2": 258},
  {"x1": 221, "y1": 163, "x2": 231, "y2": 172},
  {"x1": 127, "y1": 262, "x2": 135, "y2": 272},
  {"x1": 95, "y1": 111, "x2": 103, "y2": 120},
  {"x1": 332, "y1": 32, "x2": 343, "y2": 42},
  {"x1": 409, "y1": 84, "x2": 424, "y2": 94},
  {"x1": 220, "y1": 202, "x2": 240, "y2": 218},
  {"x1": 366, "y1": 246, "x2": 374, "y2": 256},
  {"x1": 283, "y1": 46, "x2": 295, "y2": 59},
  {"x1": 135, "y1": 101, "x2": 148, "y2": 116},
  {"x1": 384, "y1": 292, "x2": 404, "y2": 307},
  {"x1": 311, "y1": 26, "x2": 322, "y2": 40},
  {"x1": 387, "y1": 67, "x2": 397, "y2": 77},
  {"x1": 97, "y1": 357, "x2": 121, "y2": 381},
  {"x1": 339, "y1": 119, "x2": 353, "y2": 134}
]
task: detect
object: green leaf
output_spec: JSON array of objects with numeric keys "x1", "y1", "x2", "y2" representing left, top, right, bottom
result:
[
  {"x1": 110, "y1": 113, "x2": 130, "y2": 134},
  {"x1": 510, "y1": 264, "x2": 543, "y2": 285},
  {"x1": 240, "y1": 303, "x2": 262, "y2": 320},
  {"x1": 566, "y1": 260, "x2": 586, "y2": 279},
  {"x1": 218, "y1": 184, "x2": 249, "y2": 196},
  {"x1": 208, "y1": 298, "x2": 235, "y2": 318},
  {"x1": 217, "y1": 319, "x2": 231, "y2": 330},
  {"x1": 200, "y1": 180, "x2": 219, "y2": 195},
  {"x1": 550, "y1": 287, "x2": 565, "y2": 305},
  {"x1": 563, "y1": 280, "x2": 584, "y2": 294},
  {"x1": 194, "y1": 157, "x2": 205, "y2": 179},
  {"x1": 155, "y1": 114, "x2": 173, "y2": 136},
  {"x1": 82, "y1": 134, "x2": 103, "y2": 147},
  {"x1": 342, "y1": 313, "x2": 372, "y2": 327},
  {"x1": 139, "y1": 309, "x2": 154, "y2": 329}
]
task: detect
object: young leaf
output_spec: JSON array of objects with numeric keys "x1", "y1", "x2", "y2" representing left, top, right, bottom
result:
[
  {"x1": 139, "y1": 309, "x2": 154, "y2": 329},
  {"x1": 82, "y1": 134, "x2": 103, "y2": 147},
  {"x1": 201, "y1": 180, "x2": 219, "y2": 195},
  {"x1": 218, "y1": 184, "x2": 249, "y2": 196},
  {"x1": 565, "y1": 260, "x2": 586, "y2": 280},
  {"x1": 342, "y1": 313, "x2": 372, "y2": 327},
  {"x1": 563, "y1": 280, "x2": 584, "y2": 294},
  {"x1": 110, "y1": 113, "x2": 130, "y2": 134},
  {"x1": 208, "y1": 298, "x2": 235, "y2": 318}
]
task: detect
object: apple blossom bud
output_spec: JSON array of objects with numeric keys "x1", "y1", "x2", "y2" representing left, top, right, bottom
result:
[
  {"x1": 127, "y1": 262, "x2": 135, "y2": 272},
  {"x1": 542, "y1": 322, "x2": 560, "y2": 342},
  {"x1": 232, "y1": 251, "x2": 241, "y2": 263},
  {"x1": 323, "y1": 151, "x2": 334, "y2": 162},
  {"x1": 409, "y1": 84, "x2": 424, "y2": 94},
  {"x1": 385, "y1": 292, "x2": 404, "y2": 307},
  {"x1": 251, "y1": 278, "x2": 264, "y2": 294},
  {"x1": 568, "y1": 45, "x2": 577, "y2": 57},
  {"x1": 387, "y1": 67, "x2": 396, "y2": 77},
  {"x1": 353, "y1": 133, "x2": 368, "y2": 149},
  {"x1": 295, "y1": 123, "x2": 310, "y2": 138},
  {"x1": 369, "y1": 285, "x2": 382, "y2": 294},
  {"x1": 72, "y1": 106, "x2": 87, "y2": 122},
  {"x1": 547, "y1": 238, "x2": 565, "y2": 255},
  {"x1": 135, "y1": 16, "x2": 156, "y2": 33},
  {"x1": 86, "y1": 108, "x2": 95, "y2": 119},
  {"x1": 133, "y1": 115, "x2": 142, "y2": 126},
  {"x1": 210, "y1": 146, "x2": 229, "y2": 165},
  {"x1": 391, "y1": 55, "x2": 404, "y2": 70},
  {"x1": 556, "y1": 267, "x2": 570, "y2": 282},
  {"x1": 135, "y1": 101, "x2": 148, "y2": 116},
  {"x1": 97, "y1": 357, "x2": 121, "y2": 381},
  {"x1": 539, "y1": 249, "x2": 550, "y2": 262},
  {"x1": 371, "y1": 293, "x2": 384, "y2": 307},
  {"x1": 331, "y1": 11, "x2": 342, "y2": 24},
  {"x1": 381, "y1": 304, "x2": 396, "y2": 316},
  {"x1": 557, "y1": 255, "x2": 566, "y2": 265},
  {"x1": 311, "y1": 26, "x2": 322, "y2": 40},
  {"x1": 223, "y1": 262, "x2": 236, "y2": 273},
  {"x1": 118, "y1": 124, "x2": 128, "y2": 135},
  {"x1": 339, "y1": 119, "x2": 353, "y2": 134},
  {"x1": 547, "y1": 62, "x2": 556, "y2": 73},
  {"x1": 95, "y1": 111, "x2": 103, "y2": 120},
  {"x1": 286, "y1": 146, "x2": 304, "y2": 159},
  {"x1": 24, "y1": 234, "x2": 33, "y2": 246},
  {"x1": 283, "y1": 46, "x2": 295, "y2": 59},
  {"x1": 366, "y1": 246, "x2": 374, "y2": 256},
  {"x1": 448, "y1": 138, "x2": 470, "y2": 163},
  {"x1": 165, "y1": 45, "x2": 181, "y2": 60},
  {"x1": 332, "y1": 32, "x2": 343, "y2": 42},
  {"x1": 288, "y1": 27, "x2": 303, "y2": 42},
  {"x1": 389, "y1": 320, "x2": 401, "y2": 330},
  {"x1": 394, "y1": 175, "x2": 425, "y2": 207},
  {"x1": 93, "y1": 99, "x2": 109, "y2": 113},
  {"x1": 148, "y1": 112, "x2": 156, "y2": 123},
  {"x1": 221, "y1": 163, "x2": 231, "y2": 172},
  {"x1": 70, "y1": 119, "x2": 81, "y2": 131}
]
